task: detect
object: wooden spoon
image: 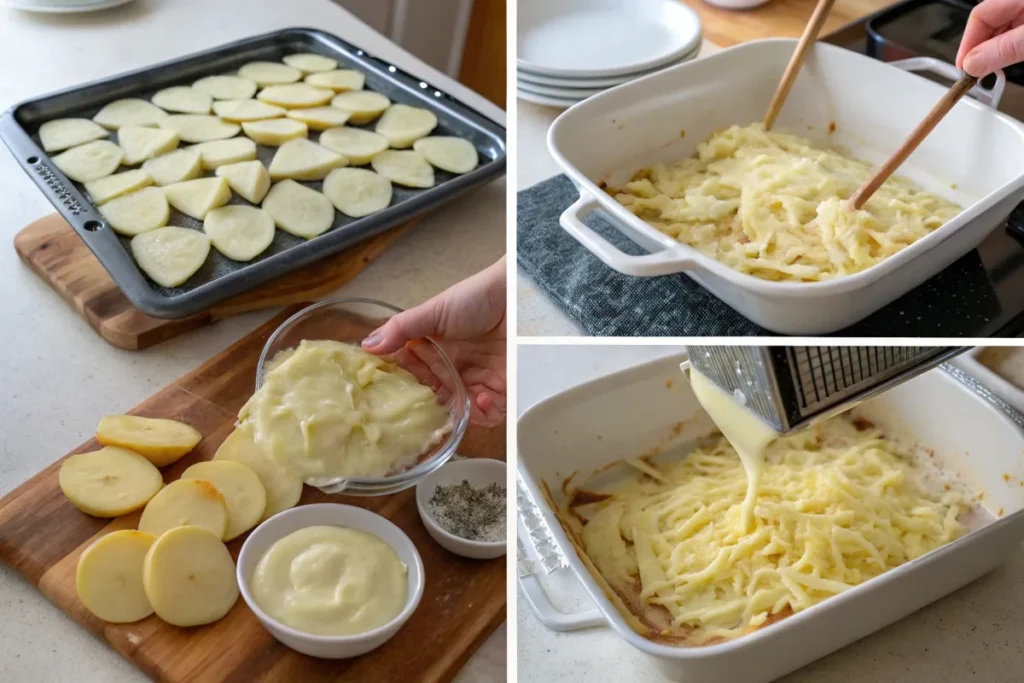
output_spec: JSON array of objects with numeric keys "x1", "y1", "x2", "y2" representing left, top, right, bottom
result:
[{"x1": 763, "y1": 0, "x2": 836, "y2": 130}]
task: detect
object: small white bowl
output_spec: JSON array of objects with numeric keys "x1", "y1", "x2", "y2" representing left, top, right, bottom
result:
[
  {"x1": 237, "y1": 504, "x2": 425, "y2": 659},
  {"x1": 415, "y1": 458, "x2": 507, "y2": 559}
]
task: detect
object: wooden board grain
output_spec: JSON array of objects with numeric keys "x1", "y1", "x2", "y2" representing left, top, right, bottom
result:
[
  {"x1": 13, "y1": 213, "x2": 416, "y2": 351},
  {"x1": 0, "y1": 307, "x2": 506, "y2": 683}
]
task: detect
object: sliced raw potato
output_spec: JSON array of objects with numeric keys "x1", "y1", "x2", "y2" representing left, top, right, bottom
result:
[
  {"x1": 39, "y1": 118, "x2": 108, "y2": 153},
  {"x1": 237, "y1": 61, "x2": 301, "y2": 86},
  {"x1": 158, "y1": 115, "x2": 240, "y2": 143},
  {"x1": 52, "y1": 140, "x2": 124, "y2": 183},
  {"x1": 262, "y1": 180, "x2": 334, "y2": 238},
  {"x1": 131, "y1": 227, "x2": 211, "y2": 288},
  {"x1": 267, "y1": 138, "x2": 346, "y2": 180},
  {"x1": 212, "y1": 99, "x2": 286, "y2": 122},
  {"x1": 371, "y1": 150, "x2": 434, "y2": 188},
  {"x1": 306, "y1": 69, "x2": 366, "y2": 92},
  {"x1": 143, "y1": 148, "x2": 202, "y2": 186},
  {"x1": 203, "y1": 205, "x2": 275, "y2": 261},
  {"x1": 181, "y1": 461, "x2": 266, "y2": 540},
  {"x1": 93, "y1": 98, "x2": 168, "y2": 130},
  {"x1": 257, "y1": 83, "x2": 334, "y2": 109},
  {"x1": 96, "y1": 415, "x2": 202, "y2": 467},
  {"x1": 242, "y1": 118, "x2": 308, "y2": 146},
  {"x1": 163, "y1": 177, "x2": 231, "y2": 220},
  {"x1": 84, "y1": 169, "x2": 153, "y2": 205},
  {"x1": 76, "y1": 530, "x2": 156, "y2": 623},
  {"x1": 375, "y1": 104, "x2": 438, "y2": 148},
  {"x1": 285, "y1": 106, "x2": 350, "y2": 131},
  {"x1": 192, "y1": 74, "x2": 257, "y2": 101},
  {"x1": 59, "y1": 447, "x2": 163, "y2": 517},
  {"x1": 214, "y1": 429, "x2": 302, "y2": 521},
  {"x1": 143, "y1": 525, "x2": 239, "y2": 627},
  {"x1": 138, "y1": 478, "x2": 228, "y2": 539},
  {"x1": 193, "y1": 137, "x2": 257, "y2": 170},
  {"x1": 323, "y1": 167, "x2": 392, "y2": 218},
  {"x1": 215, "y1": 160, "x2": 271, "y2": 204},
  {"x1": 99, "y1": 187, "x2": 169, "y2": 236},
  {"x1": 151, "y1": 87, "x2": 212, "y2": 115},
  {"x1": 330, "y1": 91, "x2": 390, "y2": 124},
  {"x1": 413, "y1": 136, "x2": 479, "y2": 174},
  {"x1": 283, "y1": 53, "x2": 337, "y2": 73},
  {"x1": 118, "y1": 125, "x2": 179, "y2": 165},
  {"x1": 318, "y1": 126, "x2": 388, "y2": 165}
]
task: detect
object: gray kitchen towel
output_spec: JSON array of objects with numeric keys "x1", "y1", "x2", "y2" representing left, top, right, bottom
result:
[{"x1": 517, "y1": 174, "x2": 1001, "y2": 337}]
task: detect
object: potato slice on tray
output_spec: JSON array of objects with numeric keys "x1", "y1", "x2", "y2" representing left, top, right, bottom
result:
[
  {"x1": 323, "y1": 167, "x2": 392, "y2": 218},
  {"x1": 330, "y1": 91, "x2": 390, "y2": 124},
  {"x1": 163, "y1": 177, "x2": 231, "y2": 220},
  {"x1": 375, "y1": 104, "x2": 438, "y2": 149},
  {"x1": 238, "y1": 61, "x2": 301, "y2": 86},
  {"x1": 52, "y1": 140, "x2": 124, "y2": 183},
  {"x1": 262, "y1": 179, "x2": 334, "y2": 238},
  {"x1": 143, "y1": 148, "x2": 203, "y2": 186},
  {"x1": 193, "y1": 137, "x2": 257, "y2": 170},
  {"x1": 138, "y1": 478, "x2": 228, "y2": 538},
  {"x1": 182, "y1": 460, "x2": 266, "y2": 540},
  {"x1": 215, "y1": 428, "x2": 302, "y2": 521},
  {"x1": 267, "y1": 138, "x2": 346, "y2": 180},
  {"x1": 143, "y1": 526, "x2": 239, "y2": 627},
  {"x1": 96, "y1": 415, "x2": 201, "y2": 467},
  {"x1": 283, "y1": 53, "x2": 338, "y2": 73},
  {"x1": 151, "y1": 86, "x2": 213, "y2": 115},
  {"x1": 118, "y1": 125, "x2": 179, "y2": 165},
  {"x1": 242, "y1": 119, "x2": 308, "y2": 146},
  {"x1": 158, "y1": 115, "x2": 240, "y2": 143},
  {"x1": 76, "y1": 530, "x2": 156, "y2": 623},
  {"x1": 203, "y1": 205, "x2": 275, "y2": 262},
  {"x1": 99, "y1": 186, "x2": 169, "y2": 236},
  {"x1": 257, "y1": 83, "x2": 334, "y2": 109},
  {"x1": 39, "y1": 118, "x2": 108, "y2": 153},
  {"x1": 306, "y1": 69, "x2": 366, "y2": 92},
  {"x1": 371, "y1": 150, "x2": 434, "y2": 188},
  {"x1": 212, "y1": 99, "x2": 286, "y2": 123},
  {"x1": 59, "y1": 447, "x2": 163, "y2": 517},
  {"x1": 318, "y1": 126, "x2": 388, "y2": 165},
  {"x1": 215, "y1": 159, "x2": 271, "y2": 204},
  {"x1": 131, "y1": 226, "x2": 211, "y2": 288},
  {"x1": 414, "y1": 136, "x2": 479, "y2": 174},
  {"x1": 84, "y1": 169, "x2": 153, "y2": 205},
  {"x1": 93, "y1": 98, "x2": 168, "y2": 130},
  {"x1": 192, "y1": 74, "x2": 257, "y2": 101}
]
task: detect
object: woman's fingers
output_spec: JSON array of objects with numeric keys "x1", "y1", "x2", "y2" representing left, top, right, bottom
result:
[
  {"x1": 362, "y1": 301, "x2": 443, "y2": 355},
  {"x1": 963, "y1": 23, "x2": 1024, "y2": 76},
  {"x1": 958, "y1": 0, "x2": 1024, "y2": 72}
]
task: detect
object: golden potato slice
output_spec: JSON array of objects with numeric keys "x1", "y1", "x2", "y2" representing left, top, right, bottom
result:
[
  {"x1": 118, "y1": 125, "x2": 179, "y2": 166},
  {"x1": 375, "y1": 104, "x2": 438, "y2": 149},
  {"x1": 284, "y1": 106, "x2": 350, "y2": 131},
  {"x1": 143, "y1": 526, "x2": 238, "y2": 627},
  {"x1": 93, "y1": 98, "x2": 168, "y2": 130},
  {"x1": 267, "y1": 138, "x2": 346, "y2": 180},
  {"x1": 413, "y1": 136, "x2": 479, "y2": 174},
  {"x1": 215, "y1": 160, "x2": 270, "y2": 204},
  {"x1": 283, "y1": 53, "x2": 338, "y2": 73},
  {"x1": 158, "y1": 115, "x2": 240, "y2": 143},
  {"x1": 52, "y1": 140, "x2": 124, "y2": 183},
  {"x1": 181, "y1": 461, "x2": 266, "y2": 540},
  {"x1": 257, "y1": 83, "x2": 334, "y2": 109},
  {"x1": 212, "y1": 99, "x2": 286, "y2": 123},
  {"x1": 330, "y1": 91, "x2": 390, "y2": 124},
  {"x1": 305, "y1": 69, "x2": 366, "y2": 92},
  {"x1": 59, "y1": 447, "x2": 163, "y2": 517},
  {"x1": 193, "y1": 137, "x2": 257, "y2": 170},
  {"x1": 96, "y1": 415, "x2": 202, "y2": 467},
  {"x1": 203, "y1": 205, "x2": 275, "y2": 262},
  {"x1": 192, "y1": 75, "x2": 257, "y2": 101},
  {"x1": 318, "y1": 126, "x2": 388, "y2": 165},
  {"x1": 99, "y1": 186, "x2": 169, "y2": 236},
  {"x1": 143, "y1": 148, "x2": 202, "y2": 187},
  {"x1": 323, "y1": 167, "x2": 392, "y2": 218},
  {"x1": 214, "y1": 429, "x2": 302, "y2": 521},
  {"x1": 262, "y1": 180, "x2": 334, "y2": 238},
  {"x1": 39, "y1": 118, "x2": 108, "y2": 153},
  {"x1": 238, "y1": 61, "x2": 301, "y2": 86},
  {"x1": 131, "y1": 226, "x2": 211, "y2": 288},
  {"x1": 84, "y1": 169, "x2": 153, "y2": 205},
  {"x1": 242, "y1": 119, "x2": 308, "y2": 146},
  {"x1": 163, "y1": 177, "x2": 231, "y2": 220},
  {"x1": 371, "y1": 150, "x2": 434, "y2": 188},
  {"x1": 151, "y1": 87, "x2": 212, "y2": 115},
  {"x1": 76, "y1": 530, "x2": 156, "y2": 623},
  {"x1": 138, "y1": 479, "x2": 228, "y2": 539}
]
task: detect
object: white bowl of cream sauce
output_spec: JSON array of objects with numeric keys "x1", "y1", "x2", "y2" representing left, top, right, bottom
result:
[{"x1": 237, "y1": 503, "x2": 424, "y2": 658}]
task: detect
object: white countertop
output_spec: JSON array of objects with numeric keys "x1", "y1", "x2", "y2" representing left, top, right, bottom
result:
[
  {"x1": 517, "y1": 347, "x2": 1024, "y2": 682},
  {"x1": 0, "y1": 1, "x2": 505, "y2": 680}
]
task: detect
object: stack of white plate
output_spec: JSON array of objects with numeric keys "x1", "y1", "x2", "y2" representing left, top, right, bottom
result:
[
  {"x1": 4, "y1": 0, "x2": 135, "y2": 12},
  {"x1": 517, "y1": 0, "x2": 703, "y2": 108}
]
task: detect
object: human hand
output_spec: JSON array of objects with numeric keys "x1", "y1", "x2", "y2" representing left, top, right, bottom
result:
[
  {"x1": 362, "y1": 256, "x2": 507, "y2": 426},
  {"x1": 957, "y1": 0, "x2": 1024, "y2": 77}
]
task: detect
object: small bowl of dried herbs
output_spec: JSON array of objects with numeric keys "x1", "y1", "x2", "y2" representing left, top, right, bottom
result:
[{"x1": 415, "y1": 457, "x2": 506, "y2": 559}]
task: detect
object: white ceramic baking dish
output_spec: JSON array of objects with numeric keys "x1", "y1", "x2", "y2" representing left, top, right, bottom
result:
[
  {"x1": 954, "y1": 346, "x2": 1024, "y2": 414},
  {"x1": 547, "y1": 39, "x2": 1024, "y2": 334},
  {"x1": 517, "y1": 353, "x2": 1024, "y2": 682}
]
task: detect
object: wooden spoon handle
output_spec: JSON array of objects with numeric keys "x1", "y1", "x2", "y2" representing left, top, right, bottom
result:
[
  {"x1": 763, "y1": 0, "x2": 836, "y2": 130},
  {"x1": 850, "y1": 74, "x2": 978, "y2": 210}
]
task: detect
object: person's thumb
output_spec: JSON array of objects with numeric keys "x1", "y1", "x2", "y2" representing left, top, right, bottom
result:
[
  {"x1": 361, "y1": 301, "x2": 443, "y2": 354},
  {"x1": 963, "y1": 26, "x2": 1024, "y2": 77}
]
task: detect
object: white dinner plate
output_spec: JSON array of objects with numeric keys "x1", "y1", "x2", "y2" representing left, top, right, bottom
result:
[
  {"x1": 516, "y1": 88, "x2": 583, "y2": 109},
  {"x1": 4, "y1": 0, "x2": 135, "y2": 12},
  {"x1": 517, "y1": 0, "x2": 702, "y2": 78},
  {"x1": 517, "y1": 43, "x2": 702, "y2": 89},
  {"x1": 517, "y1": 80, "x2": 608, "y2": 99}
]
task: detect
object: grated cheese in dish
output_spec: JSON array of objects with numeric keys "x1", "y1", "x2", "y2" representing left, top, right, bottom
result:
[{"x1": 610, "y1": 123, "x2": 962, "y2": 282}]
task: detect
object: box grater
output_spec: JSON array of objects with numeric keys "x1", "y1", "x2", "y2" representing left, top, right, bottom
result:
[{"x1": 686, "y1": 346, "x2": 968, "y2": 432}]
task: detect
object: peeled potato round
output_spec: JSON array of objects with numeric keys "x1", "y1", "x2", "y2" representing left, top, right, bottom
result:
[
  {"x1": 413, "y1": 136, "x2": 479, "y2": 174},
  {"x1": 181, "y1": 460, "x2": 266, "y2": 540},
  {"x1": 59, "y1": 447, "x2": 163, "y2": 518},
  {"x1": 305, "y1": 69, "x2": 366, "y2": 92},
  {"x1": 76, "y1": 530, "x2": 156, "y2": 623},
  {"x1": 375, "y1": 104, "x2": 438, "y2": 149},
  {"x1": 257, "y1": 83, "x2": 334, "y2": 109},
  {"x1": 371, "y1": 150, "x2": 434, "y2": 188},
  {"x1": 99, "y1": 186, "x2": 169, "y2": 236},
  {"x1": 262, "y1": 180, "x2": 334, "y2": 238},
  {"x1": 242, "y1": 118, "x2": 308, "y2": 146},
  {"x1": 52, "y1": 140, "x2": 125, "y2": 183},
  {"x1": 131, "y1": 226, "x2": 211, "y2": 288},
  {"x1": 118, "y1": 125, "x2": 179, "y2": 165},
  {"x1": 330, "y1": 91, "x2": 390, "y2": 124},
  {"x1": 283, "y1": 53, "x2": 337, "y2": 73},
  {"x1": 214, "y1": 429, "x2": 302, "y2": 521},
  {"x1": 39, "y1": 118, "x2": 108, "y2": 153},
  {"x1": 143, "y1": 526, "x2": 238, "y2": 627},
  {"x1": 212, "y1": 99, "x2": 286, "y2": 123},
  {"x1": 203, "y1": 205, "x2": 275, "y2": 262},
  {"x1": 318, "y1": 126, "x2": 388, "y2": 165},
  {"x1": 193, "y1": 137, "x2": 257, "y2": 170},
  {"x1": 323, "y1": 167, "x2": 392, "y2": 218},
  {"x1": 267, "y1": 138, "x2": 346, "y2": 180},
  {"x1": 238, "y1": 61, "x2": 301, "y2": 86},
  {"x1": 192, "y1": 75, "x2": 257, "y2": 101},
  {"x1": 138, "y1": 478, "x2": 228, "y2": 539},
  {"x1": 163, "y1": 177, "x2": 231, "y2": 220},
  {"x1": 84, "y1": 169, "x2": 153, "y2": 205},
  {"x1": 285, "y1": 106, "x2": 350, "y2": 131},
  {"x1": 215, "y1": 160, "x2": 271, "y2": 204},
  {"x1": 96, "y1": 415, "x2": 201, "y2": 467},
  {"x1": 158, "y1": 115, "x2": 240, "y2": 143},
  {"x1": 93, "y1": 98, "x2": 168, "y2": 130},
  {"x1": 143, "y1": 148, "x2": 202, "y2": 187},
  {"x1": 152, "y1": 87, "x2": 212, "y2": 115}
]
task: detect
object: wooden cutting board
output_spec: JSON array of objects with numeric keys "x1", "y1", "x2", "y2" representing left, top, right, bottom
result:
[
  {"x1": 13, "y1": 213, "x2": 416, "y2": 351},
  {"x1": 0, "y1": 306, "x2": 506, "y2": 683}
]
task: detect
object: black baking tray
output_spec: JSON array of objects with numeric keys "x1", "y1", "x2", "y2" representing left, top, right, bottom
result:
[{"x1": 0, "y1": 27, "x2": 507, "y2": 319}]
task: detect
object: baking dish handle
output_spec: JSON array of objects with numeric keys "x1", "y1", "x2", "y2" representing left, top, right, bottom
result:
[
  {"x1": 559, "y1": 192, "x2": 699, "y2": 276},
  {"x1": 890, "y1": 57, "x2": 1005, "y2": 110},
  {"x1": 517, "y1": 539, "x2": 607, "y2": 631}
]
